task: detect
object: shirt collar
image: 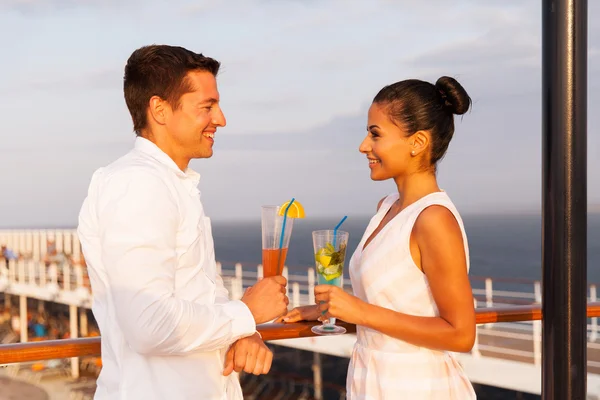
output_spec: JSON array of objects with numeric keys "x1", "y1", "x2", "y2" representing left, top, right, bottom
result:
[{"x1": 134, "y1": 136, "x2": 201, "y2": 191}]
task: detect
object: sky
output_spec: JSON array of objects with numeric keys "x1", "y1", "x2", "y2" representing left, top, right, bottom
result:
[{"x1": 0, "y1": 0, "x2": 598, "y2": 226}]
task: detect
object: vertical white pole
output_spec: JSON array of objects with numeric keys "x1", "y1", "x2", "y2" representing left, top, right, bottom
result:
[
  {"x1": 19, "y1": 295, "x2": 28, "y2": 343},
  {"x1": 63, "y1": 230, "x2": 72, "y2": 256},
  {"x1": 292, "y1": 282, "x2": 300, "y2": 308},
  {"x1": 472, "y1": 299, "x2": 481, "y2": 358},
  {"x1": 8, "y1": 259, "x2": 16, "y2": 284},
  {"x1": 312, "y1": 352, "x2": 323, "y2": 400},
  {"x1": 63, "y1": 260, "x2": 71, "y2": 291},
  {"x1": 55, "y1": 230, "x2": 63, "y2": 254},
  {"x1": 308, "y1": 268, "x2": 316, "y2": 305},
  {"x1": 590, "y1": 285, "x2": 598, "y2": 341},
  {"x1": 18, "y1": 259, "x2": 26, "y2": 284},
  {"x1": 28, "y1": 260, "x2": 36, "y2": 286},
  {"x1": 72, "y1": 233, "x2": 81, "y2": 262},
  {"x1": 69, "y1": 304, "x2": 79, "y2": 378},
  {"x1": 32, "y1": 231, "x2": 41, "y2": 261},
  {"x1": 25, "y1": 231, "x2": 33, "y2": 258},
  {"x1": 40, "y1": 230, "x2": 47, "y2": 260},
  {"x1": 484, "y1": 278, "x2": 493, "y2": 329},
  {"x1": 18, "y1": 231, "x2": 26, "y2": 256},
  {"x1": 80, "y1": 309, "x2": 89, "y2": 337},
  {"x1": 39, "y1": 259, "x2": 47, "y2": 287}
]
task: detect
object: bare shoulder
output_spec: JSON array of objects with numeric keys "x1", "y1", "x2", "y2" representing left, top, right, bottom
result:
[{"x1": 413, "y1": 205, "x2": 462, "y2": 242}]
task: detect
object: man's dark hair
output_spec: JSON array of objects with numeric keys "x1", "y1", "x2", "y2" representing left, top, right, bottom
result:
[{"x1": 123, "y1": 44, "x2": 221, "y2": 135}]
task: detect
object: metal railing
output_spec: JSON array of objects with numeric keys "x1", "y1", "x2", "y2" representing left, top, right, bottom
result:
[{"x1": 1, "y1": 304, "x2": 598, "y2": 365}]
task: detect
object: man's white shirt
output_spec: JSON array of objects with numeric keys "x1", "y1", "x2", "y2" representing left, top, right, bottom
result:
[{"x1": 78, "y1": 137, "x2": 256, "y2": 399}]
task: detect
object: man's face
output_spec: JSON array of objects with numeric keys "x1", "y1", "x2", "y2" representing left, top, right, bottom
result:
[{"x1": 164, "y1": 70, "x2": 226, "y2": 160}]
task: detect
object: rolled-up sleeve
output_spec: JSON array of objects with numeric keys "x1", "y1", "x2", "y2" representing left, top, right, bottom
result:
[{"x1": 97, "y1": 169, "x2": 256, "y2": 356}]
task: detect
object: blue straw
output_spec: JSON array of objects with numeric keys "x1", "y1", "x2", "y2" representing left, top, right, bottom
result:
[
  {"x1": 277, "y1": 198, "x2": 295, "y2": 275},
  {"x1": 333, "y1": 215, "x2": 348, "y2": 247}
]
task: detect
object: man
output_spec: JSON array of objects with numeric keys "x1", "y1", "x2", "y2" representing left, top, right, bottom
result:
[
  {"x1": 78, "y1": 45, "x2": 289, "y2": 400},
  {"x1": 1, "y1": 245, "x2": 19, "y2": 269}
]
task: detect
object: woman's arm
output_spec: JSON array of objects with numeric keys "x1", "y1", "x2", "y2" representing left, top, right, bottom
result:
[{"x1": 315, "y1": 205, "x2": 475, "y2": 353}]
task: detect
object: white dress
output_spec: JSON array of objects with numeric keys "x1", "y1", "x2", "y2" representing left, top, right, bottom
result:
[{"x1": 347, "y1": 192, "x2": 476, "y2": 399}]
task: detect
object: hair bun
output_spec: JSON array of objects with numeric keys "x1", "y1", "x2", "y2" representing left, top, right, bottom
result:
[{"x1": 435, "y1": 76, "x2": 471, "y2": 115}]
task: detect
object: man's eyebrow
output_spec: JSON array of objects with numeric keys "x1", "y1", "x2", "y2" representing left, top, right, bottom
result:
[{"x1": 199, "y1": 97, "x2": 219, "y2": 105}]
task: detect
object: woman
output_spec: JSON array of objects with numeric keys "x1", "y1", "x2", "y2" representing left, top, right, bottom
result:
[{"x1": 280, "y1": 77, "x2": 477, "y2": 399}]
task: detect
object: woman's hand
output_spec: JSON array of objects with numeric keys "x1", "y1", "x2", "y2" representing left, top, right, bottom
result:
[
  {"x1": 275, "y1": 305, "x2": 320, "y2": 323},
  {"x1": 314, "y1": 285, "x2": 367, "y2": 325}
]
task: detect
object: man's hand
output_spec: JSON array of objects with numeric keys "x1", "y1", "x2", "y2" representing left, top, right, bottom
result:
[
  {"x1": 241, "y1": 276, "x2": 289, "y2": 324},
  {"x1": 223, "y1": 333, "x2": 273, "y2": 376}
]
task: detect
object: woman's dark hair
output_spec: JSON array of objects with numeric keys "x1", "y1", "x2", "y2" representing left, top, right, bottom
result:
[
  {"x1": 123, "y1": 44, "x2": 221, "y2": 135},
  {"x1": 373, "y1": 76, "x2": 471, "y2": 168}
]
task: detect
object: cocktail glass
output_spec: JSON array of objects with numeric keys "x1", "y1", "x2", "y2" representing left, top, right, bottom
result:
[
  {"x1": 311, "y1": 229, "x2": 349, "y2": 335},
  {"x1": 261, "y1": 205, "x2": 294, "y2": 277}
]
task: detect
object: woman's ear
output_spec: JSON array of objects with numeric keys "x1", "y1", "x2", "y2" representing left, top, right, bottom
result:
[{"x1": 410, "y1": 131, "x2": 430, "y2": 156}]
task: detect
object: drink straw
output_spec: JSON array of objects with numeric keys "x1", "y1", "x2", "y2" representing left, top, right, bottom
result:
[
  {"x1": 333, "y1": 215, "x2": 348, "y2": 248},
  {"x1": 277, "y1": 198, "x2": 295, "y2": 275}
]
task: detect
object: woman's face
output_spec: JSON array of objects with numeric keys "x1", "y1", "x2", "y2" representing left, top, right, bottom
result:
[{"x1": 359, "y1": 102, "x2": 414, "y2": 181}]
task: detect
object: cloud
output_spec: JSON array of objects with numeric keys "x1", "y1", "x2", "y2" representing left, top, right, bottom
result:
[
  {"x1": 0, "y1": 0, "x2": 126, "y2": 13},
  {"x1": 1, "y1": 0, "x2": 598, "y2": 226},
  {"x1": 11, "y1": 68, "x2": 123, "y2": 92}
]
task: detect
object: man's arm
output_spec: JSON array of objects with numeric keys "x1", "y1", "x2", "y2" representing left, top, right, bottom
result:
[
  {"x1": 96, "y1": 170, "x2": 256, "y2": 356},
  {"x1": 215, "y1": 274, "x2": 230, "y2": 304}
]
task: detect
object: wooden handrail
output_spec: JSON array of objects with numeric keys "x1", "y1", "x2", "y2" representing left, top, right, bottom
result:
[{"x1": 1, "y1": 303, "x2": 600, "y2": 365}]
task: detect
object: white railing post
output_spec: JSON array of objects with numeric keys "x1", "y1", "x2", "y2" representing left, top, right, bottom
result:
[
  {"x1": 591, "y1": 285, "x2": 598, "y2": 342},
  {"x1": 0, "y1": 260, "x2": 7, "y2": 282},
  {"x1": 533, "y1": 281, "x2": 542, "y2": 366},
  {"x1": 8, "y1": 259, "x2": 16, "y2": 284},
  {"x1": 76, "y1": 265, "x2": 84, "y2": 289},
  {"x1": 292, "y1": 282, "x2": 300, "y2": 308},
  {"x1": 18, "y1": 231, "x2": 26, "y2": 258},
  {"x1": 40, "y1": 230, "x2": 47, "y2": 260},
  {"x1": 55, "y1": 230, "x2": 63, "y2": 254},
  {"x1": 25, "y1": 231, "x2": 33, "y2": 258},
  {"x1": 485, "y1": 278, "x2": 493, "y2": 307},
  {"x1": 308, "y1": 268, "x2": 316, "y2": 305},
  {"x1": 63, "y1": 260, "x2": 71, "y2": 291},
  {"x1": 534, "y1": 317, "x2": 542, "y2": 366},
  {"x1": 472, "y1": 299, "x2": 481, "y2": 358},
  {"x1": 534, "y1": 281, "x2": 542, "y2": 303},
  {"x1": 485, "y1": 278, "x2": 493, "y2": 329},
  {"x1": 69, "y1": 304, "x2": 80, "y2": 378},
  {"x1": 39, "y1": 260, "x2": 46, "y2": 287},
  {"x1": 257, "y1": 265, "x2": 263, "y2": 280},
  {"x1": 80, "y1": 309, "x2": 89, "y2": 337},
  {"x1": 234, "y1": 263, "x2": 243, "y2": 300},
  {"x1": 6, "y1": 230, "x2": 14, "y2": 253},
  {"x1": 216, "y1": 261, "x2": 222, "y2": 275},
  {"x1": 63, "y1": 230, "x2": 72, "y2": 256},
  {"x1": 72, "y1": 232, "x2": 81, "y2": 263},
  {"x1": 32, "y1": 231, "x2": 41, "y2": 261},
  {"x1": 312, "y1": 352, "x2": 323, "y2": 400},
  {"x1": 235, "y1": 263, "x2": 243, "y2": 281},
  {"x1": 17, "y1": 259, "x2": 26, "y2": 284},
  {"x1": 28, "y1": 260, "x2": 36, "y2": 286},
  {"x1": 19, "y1": 295, "x2": 28, "y2": 343},
  {"x1": 49, "y1": 263, "x2": 58, "y2": 287}
]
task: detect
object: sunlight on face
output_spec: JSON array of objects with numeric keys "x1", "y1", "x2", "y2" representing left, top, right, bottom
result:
[
  {"x1": 358, "y1": 103, "x2": 413, "y2": 181},
  {"x1": 166, "y1": 70, "x2": 226, "y2": 160}
]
